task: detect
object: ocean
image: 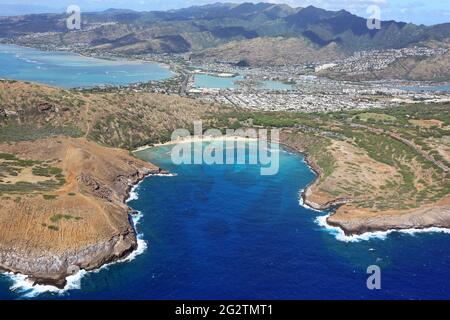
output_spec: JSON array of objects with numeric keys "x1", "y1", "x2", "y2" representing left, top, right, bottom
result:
[
  {"x1": 0, "y1": 44, "x2": 173, "y2": 88},
  {"x1": 1, "y1": 142, "x2": 450, "y2": 299}
]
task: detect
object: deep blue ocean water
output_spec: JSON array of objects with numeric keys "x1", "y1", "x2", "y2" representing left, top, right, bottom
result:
[
  {"x1": 1, "y1": 142, "x2": 450, "y2": 299},
  {"x1": 0, "y1": 44, "x2": 173, "y2": 88}
]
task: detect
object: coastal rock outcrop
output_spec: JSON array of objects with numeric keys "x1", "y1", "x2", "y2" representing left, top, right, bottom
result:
[
  {"x1": 78, "y1": 173, "x2": 116, "y2": 202},
  {"x1": 0, "y1": 137, "x2": 159, "y2": 287},
  {"x1": 37, "y1": 103, "x2": 56, "y2": 113},
  {"x1": 326, "y1": 203, "x2": 450, "y2": 236},
  {"x1": 0, "y1": 230, "x2": 137, "y2": 288},
  {"x1": 281, "y1": 130, "x2": 450, "y2": 237}
]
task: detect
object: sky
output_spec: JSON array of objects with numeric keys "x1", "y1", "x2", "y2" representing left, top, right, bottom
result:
[{"x1": 0, "y1": 0, "x2": 449, "y2": 25}]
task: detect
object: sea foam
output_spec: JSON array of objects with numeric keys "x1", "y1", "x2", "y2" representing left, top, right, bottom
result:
[
  {"x1": 2, "y1": 172, "x2": 175, "y2": 297},
  {"x1": 315, "y1": 214, "x2": 450, "y2": 243},
  {"x1": 7, "y1": 270, "x2": 88, "y2": 299},
  {"x1": 298, "y1": 189, "x2": 450, "y2": 242},
  {"x1": 127, "y1": 184, "x2": 140, "y2": 202},
  {"x1": 4, "y1": 210, "x2": 148, "y2": 298},
  {"x1": 298, "y1": 190, "x2": 323, "y2": 213}
]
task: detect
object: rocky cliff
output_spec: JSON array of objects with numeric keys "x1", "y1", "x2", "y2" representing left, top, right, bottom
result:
[{"x1": 0, "y1": 137, "x2": 161, "y2": 287}]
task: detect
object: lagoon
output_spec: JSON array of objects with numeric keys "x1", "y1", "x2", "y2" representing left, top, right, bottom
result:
[
  {"x1": 194, "y1": 74, "x2": 244, "y2": 89},
  {"x1": 400, "y1": 85, "x2": 450, "y2": 93},
  {"x1": 194, "y1": 73, "x2": 294, "y2": 91},
  {"x1": 0, "y1": 44, "x2": 173, "y2": 88}
]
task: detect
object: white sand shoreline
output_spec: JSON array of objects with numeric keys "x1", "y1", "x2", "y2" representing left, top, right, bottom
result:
[{"x1": 133, "y1": 136, "x2": 259, "y2": 152}]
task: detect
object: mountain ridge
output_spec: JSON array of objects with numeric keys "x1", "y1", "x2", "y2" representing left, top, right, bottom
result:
[{"x1": 0, "y1": 2, "x2": 449, "y2": 58}]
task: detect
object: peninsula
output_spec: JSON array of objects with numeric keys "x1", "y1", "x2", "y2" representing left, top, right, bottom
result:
[
  {"x1": 0, "y1": 79, "x2": 449, "y2": 286},
  {"x1": 0, "y1": 2, "x2": 449, "y2": 290}
]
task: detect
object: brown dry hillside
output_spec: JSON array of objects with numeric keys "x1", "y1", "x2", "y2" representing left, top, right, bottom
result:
[
  {"x1": 277, "y1": 107, "x2": 450, "y2": 236},
  {"x1": 0, "y1": 80, "x2": 225, "y2": 149},
  {"x1": 0, "y1": 136, "x2": 160, "y2": 286},
  {"x1": 1, "y1": 79, "x2": 449, "y2": 285},
  {"x1": 0, "y1": 80, "x2": 227, "y2": 286}
]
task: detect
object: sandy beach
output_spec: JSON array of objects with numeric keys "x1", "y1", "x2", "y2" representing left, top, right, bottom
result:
[{"x1": 133, "y1": 135, "x2": 259, "y2": 152}]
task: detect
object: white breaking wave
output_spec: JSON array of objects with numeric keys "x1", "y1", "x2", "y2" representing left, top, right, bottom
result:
[
  {"x1": 3, "y1": 172, "x2": 175, "y2": 297},
  {"x1": 298, "y1": 189, "x2": 323, "y2": 213},
  {"x1": 127, "y1": 184, "x2": 140, "y2": 202},
  {"x1": 125, "y1": 173, "x2": 176, "y2": 203},
  {"x1": 315, "y1": 214, "x2": 450, "y2": 243},
  {"x1": 121, "y1": 210, "x2": 148, "y2": 263},
  {"x1": 7, "y1": 270, "x2": 88, "y2": 299},
  {"x1": 17, "y1": 57, "x2": 39, "y2": 64},
  {"x1": 151, "y1": 173, "x2": 177, "y2": 177},
  {"x1": 298, "y1": 188, "x2": 450, "y2": 242},
  {"x1": 4, "y1": 211, "x2": 148, "y2": 298}
]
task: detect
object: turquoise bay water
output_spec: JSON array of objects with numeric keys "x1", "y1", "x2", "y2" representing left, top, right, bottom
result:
[
  {"x1": 194, "y1": 74, "x2": 244, "y2": 89},
  {"x1": 0, "y1": 44, "x2": 173, "y2": 88},
  {"x1": 1, "y1": 142, "x2": 450, "y2": 299},
  {"x1": 401, "y1": 85, "x2": 450, "y2": 93}
]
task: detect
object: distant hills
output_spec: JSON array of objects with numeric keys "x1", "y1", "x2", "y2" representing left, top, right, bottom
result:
[
  {"x1": 1, "y1": 2, "x2": 449, "y2": 64},
  {"x1": 192, "y1": 37, "x2": 346, "y2": 66}
]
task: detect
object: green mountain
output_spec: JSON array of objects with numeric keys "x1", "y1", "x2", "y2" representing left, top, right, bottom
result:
[{"x1": 1, "y1": 2, "x2": 449, "y2": 56}]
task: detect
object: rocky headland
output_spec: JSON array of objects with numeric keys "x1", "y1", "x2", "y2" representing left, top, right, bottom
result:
[
  {"x1": 0, "y1": 137, "x2": 165, "y2": 287},
  {"x1": 281, "y1": 131, "x2": 450, "y2": 236}
]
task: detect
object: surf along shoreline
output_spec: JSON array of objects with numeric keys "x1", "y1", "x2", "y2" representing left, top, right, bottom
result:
[
  {"x1": 2, "y1": 136, "x2": 253, "y2": 295},
  {"x1": 136, "y1": 135, "x2": 450, "y2": 241},
  {"x1": 4, "y1": 44, "x2": 449, "y2": 239},
  {"x1": 280, "y1": 138, "x2": 450, "y2": 242},
  {"x1": 4, "y1": 135, "x2": 449, "y2": 295},
  {"x1": 1, "y1": 165, "x2": 173, "y2": 297}
]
